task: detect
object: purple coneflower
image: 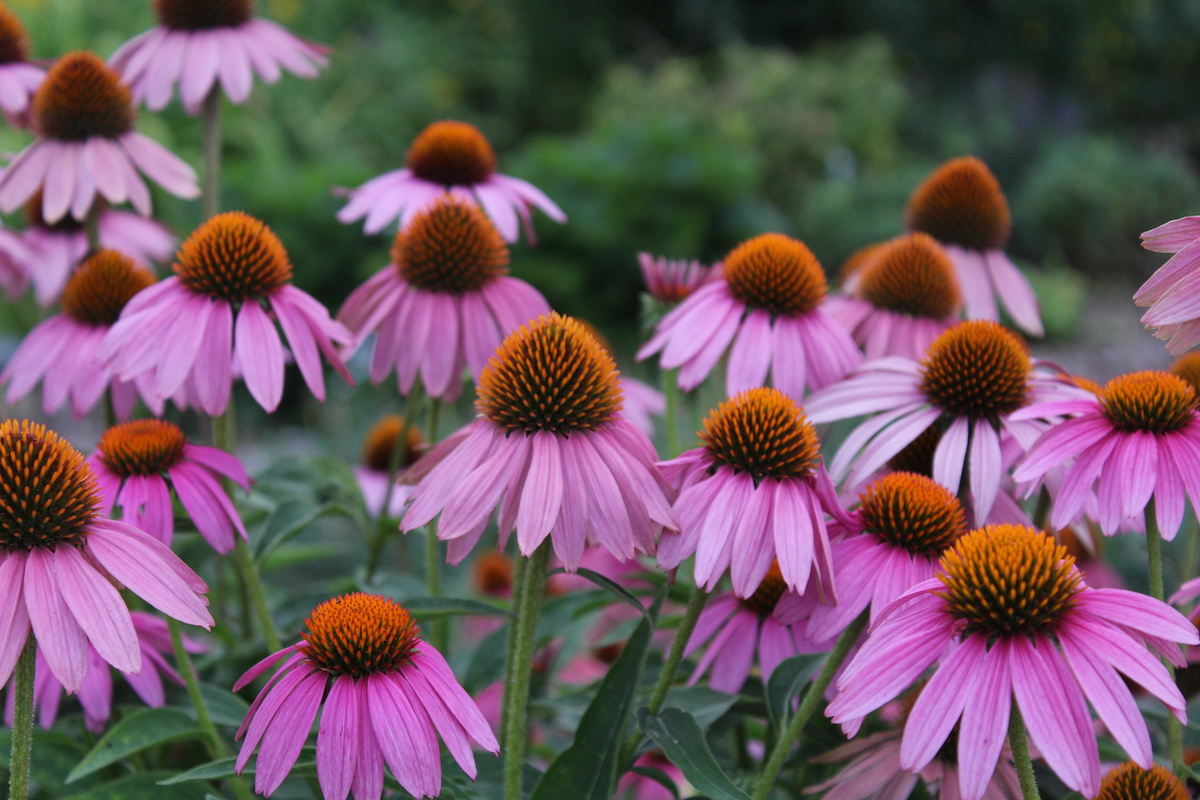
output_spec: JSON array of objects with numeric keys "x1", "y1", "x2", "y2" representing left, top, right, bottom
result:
[
  {"x1": 1134, "y1": 214, "x2": 1200, "y2": 354},
  {"x1": 101, "y1": 211, "x2": 353, "y2": 414},
  {"x1": 0, "y1": 420, "x2": 212, "y2": 694},
  {"x1": 1, "y1": 250, "x2": 160, "y2": 419},
  {"x1": 657, "y1": 387, "x2": 844, "y2": 598},
  {"x1": 638, "y1": 252, "x2": 721, "y2": 305},
  {"x1": 354, "y1": 415, "x2": 422, "y2": 518},
  {"x1": 337, "y1": 120, "x2": 566, "y2": 242},
  {"x1": 1096, "y1": 761, "x2": 1190, "y2": 800},
  {"x1": 827, "y1": 524, "x2": 1197, "y2": 800},
  {"x1": 906, "y1": 157, "x2": 1042, "y2": 336},
  {"x1": 338, "y1": 195, "x2": 549, "y2": 401},
  {"x1": 638, "y1": 233, "x2": 861, "y2": 398},
  {"x1": 0, "y1": 4, "x2": 42, "y2": 128},
  {"x1": 110, "y1": 0, "x2": 327, "y2": 114},
  {"x1": 0, "y1": 52, "x2": 198, "y2": 224},
  {"x1": 402, "y1": 313, "x2": 677, "y2": 570},
  {"x1": 234, "y1": 592, "x2": 498, "y2": 800}
]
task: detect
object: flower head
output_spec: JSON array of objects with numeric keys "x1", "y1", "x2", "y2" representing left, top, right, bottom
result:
[
  {"x1": 337, "y1": 120, "x2": 566, "y2": 242},
  {"x1": 827, "y1": 524, "x2": 1198, "y2": 800},
  {"x1": 638, "y1": 252, "x2": 721, "y2": 305},
  {"x1": 0, "y1": 4, "x2": 43, "y2": 128},
  {"x1": 402, "y1": 313, "x2": 677, "y2": 569},
  {"x1": 1097, "y1": 762, "x2": 1190, "y2": 800},
  {"x1": 0, "y1": 52, "x2": 198, "y2": 224},
  {"x1": 355, "y1": 415, "x2": 423, "y2": 518},
  {"x1": 1134, "y1": 215, "x2": 1200, "y2": 354},
  {"x1": 234, "y1": 593, "x2": 498, "y2": 800},
  {"x1": 102, "y1": 211, "x2": 353, "y2": 414},
  {"x1": 638, "y1": 233, "x2": 862, "y2": 398}
]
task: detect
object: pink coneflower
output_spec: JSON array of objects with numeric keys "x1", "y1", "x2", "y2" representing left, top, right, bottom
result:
[
  {"x1": 638, "y1": 233, "x2": 862, "y2": 398},
  {"x1": 906, "y1": 157, "x2": 1042, "y2": 337},
  {"x1": 338, "y1": 195, "x2": 549, "y2": 401},
  {"x1": 1096, "y1": 762, "x2": 1190, "y2": 800},
  {"x1": 638, "y1": 252, "x2": 721, "y2": 305},
  {"x1": 1134, "y1": 215, "x2": 1200, "y2": 354},
  {"x1": 805, "y1": 320, "x2": 1083, "y2": 523},
  {"x1": 0, "y1": 4, "x2": 42, "y2": 128},
  {"x1": 337, "y1": 120, "x2": 566, "y2": 242},
  {"x1": 88, "y1": 419, "x2": 249, "y2": 553},
  {"x1": 402, "y1": 313, "x2": 677, "y2": 570},
  {"x1": 110, "y1": 0, "x2": 327, "y2": 114},
  {"x1": 826, "y1": 233, "x2": 963, "y2": 361},
  {"x1": 21, "y1": 195, "x2": 175, "y2": 305},
  {"x1": 657, "y1": 387, "x2": 845, "y2": 598},
  {"x1": 826, "y1": 524, "x2": 1197, "y2": 800},
  {"x1": 1012, "y1": 370, "x2": 1200, "y2": 539},
  {"x1": 101, "y1": 211, "x2": 353, "y2": 415},
  {"x1": 0, "y1": 420, "x2": 212, "y2": 694},
  {"x1": 234, "y1": 592, "x2": 498, "y2": 800},
  {"x1": 835, "y1": 240, "x2": 889, "y2": 294},
  {"x1": 0, "y1": 52, "x2": 199, "y2": 224},
  {"x1": 355, "y1": 415, "x2": 423, "y2": 518},
  {"x1": 1, "y1": 250, "x2": 160, "y2": 419},
  {"x1": 806, "y1": 473, "x2": 966, "y2": 644},
  {"x1": 5, "y1": 611, "x2": 200, "y2": 734}
]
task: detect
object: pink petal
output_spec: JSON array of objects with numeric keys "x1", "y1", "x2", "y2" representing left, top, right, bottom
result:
[
  {"x1": 23, "y1": 549, "x2": 88, "y2": 693},
  {"x1": 53, "y1": 545, "x2": 140, "y2": 674},
  {"x1": 235, "y1": 300, "x2": 286, "y2": 412}
]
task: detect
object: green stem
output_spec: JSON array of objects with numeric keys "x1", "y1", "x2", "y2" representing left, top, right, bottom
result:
[
  {"x1": 663, "y1": 368, "x2": 682, "y2": 458},
  {"x1": 364, "y1": 387, "x2": 423, "y2": 581},
  {"x1": 1183, "y1": 509, "x2": 1200, "y2": 586},
  {"x1": 234, "y1": 539, "x2": 282, "y2": 653},
  {"x1": 1146, "y1": 504, "x2": 1186, "y2": 778},
  {"x1": 8, "y1": 637, "x2": 36, "y2": 800},
  {"x1": 103, "y1": 390, "x2": 117, "y2": 429},
  {"x1": 201, "y1": 88, "x2": 221, "y2": 220},
  {"x1": 84, "y1": 204, "x2": 101, "y2": 251},
  {"x1": 751, "y1": 612, "x2": 868, "y2": 800},
  {"x1": 1008, "y1": 703, "x2": 1041, "y2": 800},
  {"x1": 499, "y1": 554, "x2": 529, "y2": 740},
  {"x1": 502, "y1": 543, "x2": 550, "y2": 800}
]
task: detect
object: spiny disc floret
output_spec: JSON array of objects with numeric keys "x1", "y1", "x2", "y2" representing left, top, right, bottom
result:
[
  {"x1": 0, "y1": 420, "x2": 100, "y2": 552},
  {"x1": 98, "y1": 420, "x2": 187, "y2": 477},
  {"x1": 406, "y1": 121, "x2": 497, "y2": 187},
  {"x1": 174, "y1": 212, "x2": 292, "y2": 300},
  {"x1": 723, "y1": 233, "x2": 827, "y2": 317},
  {"x1": 393, "y1": 196, "x2": 508, "y2": 294},
  {"x1": 35, "y1": 52, "x2": 135, "y2": 141},
  {"x1": 61, "y1": 250, "x2": 154, "y2": 327},
  {"x1": 1099, "y1": 371, "x2": 1195, "y2": 434},
  {"x1": 919, "y1": 321, "x2": 1030, "y2": 420},
  {"x1": 858, "y1": 472, "x2": 966, "y2": 556},
  {"x1": 155, "y1": 0, "x2": 253, "y2": 30},
  {"x1": 857, "y1": 232, "x2": 961, "y2": 319},
  {"x1": 739, "y1": 562, "x2": 787, "y2": 617},
  {"x1": 301, "y1": 593, "x2": 421, "y2": 679},
  {"x1": 906, "y1": 157, "x2": 1011, "y2": 251},
  {"x1": 701, "y1": 387, "x2": 820, "y2": 482},
  {"x1": 1097, "y1": 762, "x2": 1190, "y2": 800}
]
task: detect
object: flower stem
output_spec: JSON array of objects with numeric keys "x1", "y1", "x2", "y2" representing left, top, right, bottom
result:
[
  {"x1": 84, "y1": 204, "x2": 101, "y2": 251},
  {"x1": 1146, "y1": 503, "x2": 1186, "y2": 778},
  {"x1": 233, "y1": 540, "x2": 282, "y2": 654},
  {"x1": 364, "y1": 386, "x2": 423, "y2": 581},
  {"x1": 750, "y1": 611, "x2": 868, "y2": 800},
  {"x1": 502, "y1": 543, "x2": 550, "y2": 800},
  {"x1": 1008, "y1": 703, "x2": 1041, "y2": 800},
  {"x1": 8, "y1": 636, "x2": 36, "y2": 800},
  {"x1": 663, "y1": 368, "x2": 682, "y2": 458},
  {"x1": 499, "y1": 553, "x2": 529, "y2": 739},
  {"x1": 201, "y1": 88, "x2": 221, "y2": 220}
]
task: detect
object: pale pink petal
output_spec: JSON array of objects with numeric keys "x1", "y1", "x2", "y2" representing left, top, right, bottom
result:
[
  {"x1": 725, "y1": 310, "x2": 772, "y2": 396},
  {"x1": 53, "y1": 546, "x2": 140, "y2": 674},
  {"x1": 900, "y1": 635, "x2": 987, "y2": 770},
  {"x1": 235, "y1": 300, "x2": 286, "y2": 412},
  {"x1": 23, "y1": 549, "x2": 88, "y2": 692},
  {"x1": 956, "y1": 638, "x2": 1013, "y2": 800},
  {"x1": 317, "y1": 675, "x2": 359, "y2": 800}
]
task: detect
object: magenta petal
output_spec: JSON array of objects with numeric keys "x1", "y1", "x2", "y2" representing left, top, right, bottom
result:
[
  {"x1": 53, "y1": 546, "x2": 140, "y2": 674},
  {"x1": 515, "y1": 433, "x2": 564, "y2": 555},
  {"x1": 0, "y1": 556, "x2": 30, "y2": 687},
  {"x1": 900, "y1": 635, "x2": 986, "y2": 771},
  {"x1": 235, "y1": 300, "x2": 286, "y2": 412},
  {"x1": 367, "y1": 673, "x2": 441, "y2": 798},
  {"x1": 316, "y1": 675, "x2": 358, "y2": 800},
  {"x1": 1058, "y1": 626, "x2": 1151, "y2": 767},
  {"x1": 956, "y1": 638, "x2": 1013, "y2": 800},
  {"x1": 23, "y1": 549, "x2": 88, "y2": 693}
]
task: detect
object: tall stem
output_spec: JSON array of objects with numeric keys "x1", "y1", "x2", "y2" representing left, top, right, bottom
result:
[
  {"x1": 502, "y1": 543, "x2": 550, "y2": 800},
  {"x1": 201, "y1": 89, "x2": 221, "y2": 220},
  {"x1": 499, "y1": 554, "x2": 529, "y2": 739},
  {"x1": 84, "y1": 204, "x2": 101, "y2": 251},
  {"x1": 663, "y1": 368, "x2": 682, "y2": 458},
  {"x1": 750, "y1": 612, "x2": 868, "y2": 800},
  {"x1": 1008, "y1": 704, "x2": 1041, "y2": 800},
  {"x1": 1146, "y1": 502, "x2": 1186, "y2": 778},
  {"x1": 8, "y1": 637, "x2": 36, "y2": 800}
]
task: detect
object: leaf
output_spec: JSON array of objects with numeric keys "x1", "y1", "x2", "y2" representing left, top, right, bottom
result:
[
  {"x1": 629, "y1": 766, "x2": 681, "y2": 799},
  {"x1": 571, "y1": 568, "x2": 648, "y2": 617},
  {"x1": 529, "y1": 591, "x2": 664, "y2": 800},
  {"x1": 639, "y1": 708, "x2": 751, "y2": 800},
  {"x1": 67, "y1": 708, "x2": 202, "y2": 783},
  {"x1": 64, "y1": 772, "x2": 209, "y2": 800},
  {"x1": 195, "y1": 683, "x2": 251, "y2": 728},
  {"x1": 659, "y1": 686, "x2": 737, "y2": 732},
  {"x1": 158, "y1": 756, "x2": 317, "y2": 785},
  {"x1": 462, "y1": 625, "x2": 509, "y2": 694},
  {"x1": 252, "y1": 499, "x2": 330, "y2": 559},
  {"x1": 765, "y1": 653, "x2": 826, "y2": 729},
  {"x1": 403, "y1": 596, "x2": 512, "y2": 619}
]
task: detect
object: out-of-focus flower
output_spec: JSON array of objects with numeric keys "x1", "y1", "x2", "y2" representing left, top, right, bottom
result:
[
  {"x1": 0, "y1": 4, "x2": 43, "y2": 128},
  {"x1": 638, "y1": 252, "x2": 721, "y2": 305},
  {"x1": 1135, "y1": 215, "x2": 1200, "y2": 354},
  {"x1": 1095, "y1": 761, "x2": 1190, "y2": 800},
  {"x1": 354, "y1": 415, "x2": 423, "y2": 518}
]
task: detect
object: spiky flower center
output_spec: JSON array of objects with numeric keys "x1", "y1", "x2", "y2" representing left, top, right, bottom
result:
[
  {"x1": 361, "y1": 415, "x2": 423, "y2": 472},
  {"x1": 393, "y1": 196, "x2": 508, "y2": 294},
  {"x1": 906, "y1": 157, "x2": 1011, "y2": 251},
  {"x1": 61, "y1": 250, "x2": 155, "y2": 327},
  {"x1": 887, "y1": 422, "x2": 942, "y2": 477},
  {"x1": 174, "y1": 212, "x2": 292, "y2": 300},
  {"x1": 739, "y1": 562, "x2": 787, "y2": 617},
  {"x1": 0, "y1": 5, "x2": 29, "y2": 64},
  {"x1": 475, "y1": 551, "x2": 514, "y2": 596},
  {"x1": 35, "y1": 52, "x2": 135, "y2": 141},
  {"x1": 98, "y1": 420, "x2": 187, "y2": 477},
  {"x1": 406, "y1": 121, "x2": 497, "y2": 186},
  {"x1": 701, "y1": 387, "x2": 820, "y2": 482},
  {"x1": 154, "y1": 0, "x2": 254, "y2": 30},
  {"x1": 0, "y1": 420, "x2": 101, "y2": 552},
  {"x1": 919, "y1": 321, "x2": 1030, "y2": 420},
  {"x1": 1100, "y1": 371, "x2": 1195, "y2": 434},
  {"x1": 477, "y1": 313, "x2": 622, "y2": 436},
  {"x1": 722, "y1": 233, "x2": 827, "y2": 317},
  {"x1": 1096, "y1": 762, "x2": 1189, "y2": 800},
  {"x1": 857, "y1": 233, "x2": 961, "y2": 319},
  {"x1": 1169, "y1": 353, "x2": 1200, "y2": 405},
  {"x1": 858, "y1": 472, "x2": 966, "y2": 556},
  {"x1": 301, "y1": 593, "x2": 421, "y2": 679},
  {"x1": 937, "y1": 525, "x2": 1080, "y2": 638}
]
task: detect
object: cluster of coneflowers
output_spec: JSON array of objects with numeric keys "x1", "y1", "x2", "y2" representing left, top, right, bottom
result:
[{"x1": 0, "y1": 3, "x2": 1199, "y2": 800}]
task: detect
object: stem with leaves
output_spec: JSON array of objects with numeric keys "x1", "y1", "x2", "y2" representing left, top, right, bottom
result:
[{"x1": 502, "y1": 543, "x2": 551, "y2": 800}]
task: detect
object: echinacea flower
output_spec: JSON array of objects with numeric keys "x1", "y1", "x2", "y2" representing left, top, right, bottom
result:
[
  {"x1": 88, "y1": 419, "x2": 249, "y2": 553},
  {"x1": 638, "y1": 233, "x2": 862, "y2": 398},
  {"x1": 827, "y1": 232, "x2": 963, "y2": 361},
  {"x1": 1, "y1": 250, "x2": 160, "y2": 419},
  {"x1": 0, "y1": 52, "x2": 199, "y2": 224},
  {"x1": 338, "y1": 195, "x2": 549, "y2": 400},
  {"x1": 906, "y1": 157, "x2": 1042, "y2": 336},
  {"x1": 402, "y1": 313, "x2": 677, "y2": 570},
  {"x1": 806, "y1": 320, "x2": 1083, "y2": 523},
  {"x1": 638, "y1": 252, "x2": 721, "y2": 305},
  {"x1": 234, "y1": 592, "x2": 498, "y2": 800},
  {"x1": 1134, "y1": 215, "x2": 1200, "y2": 354},
  {"x1": 355, "y1": 415, "x2": 423, "y2": 518},
  {"x1": 0, "y1": 4, "x2": 42, "y2": 128},
  {"x1": 0, "y1": 221, "x2": 33, "y2": 300},
  {"x1": 1096, "y1": 761, "x2": 1190, "y2": 800},
  {"x1": 835, "y1": 240, "x2": 889, "y2": 294},
  {"x1": 101, "y1": 211, "x2": 353, "y2": 415},
  {"x1": 5, "y1": 611, "x2": 201, "y2": 733},
  {"x1": 657, "y1": 387, "x2": 845, "y2": 598},
  {"x1": 1012, "y1": 370, "x2": 1200, "y2": 539},
  {"x1": 0, "y1": 420, "x2": 212, "y2": 694},
  {"x1": 826, "y1": 524, "x2": 1197, "y2": 800},
  {"x1": 337, "y1": 120, "x2": 566, "y2": 242},
  {"x1": 110, "y1": 0, "x2": 328, "y2": 114}
]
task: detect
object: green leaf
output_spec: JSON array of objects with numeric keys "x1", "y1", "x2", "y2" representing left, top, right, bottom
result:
[
  {"x1": 659, "y1": 686, "x2": 737, "y2": 732},
  {"x1": 195, "y1": 683, "x2": 251, "y2": 728},
  {"x1": 65, "y1": 772, "x2": 210, "y2": 799},
  {"x1": 629, "y1": 766, "x2": 681, "y2": 799},
  {"x1": 529, "y1": 591, "x2": 664, "y2": 800},
  {"x1": 253, "y1": 499, "x2": 330, "y2": 559},
  {"x1": 765, "y1": 653, "x2": 825, "y2": 729},
  {"x1": 639, "y1": 708, "x2": 751, "y2": 800},
  {"x1": 67, "y1": 708, "x2": 202, "y2": 783},
  {"x1": 462, "y1": 625, "x2": 509, "y2": 694},
  {"x1": 403, "y1": 596, "x2": 513, "y2": 619},
  {"x1": 159, "y1": 755, "x2": 318, "y2": 785},
  {"x1": 570, "y1": 568, "x2": 648, "y2": 617}
]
